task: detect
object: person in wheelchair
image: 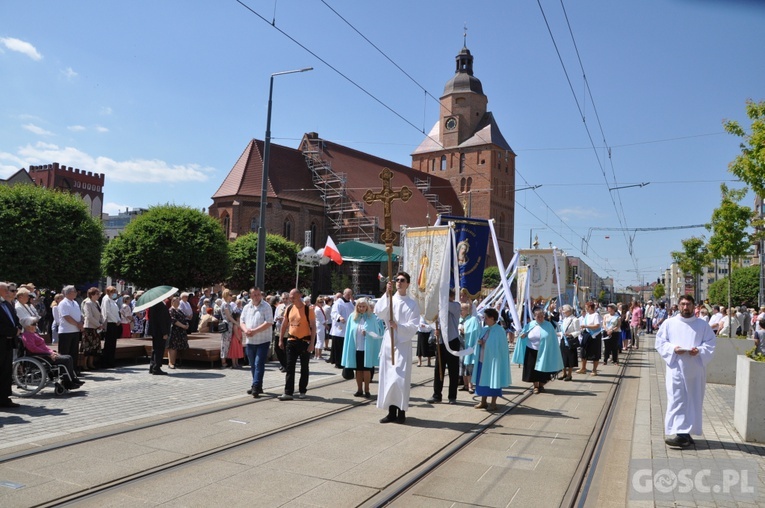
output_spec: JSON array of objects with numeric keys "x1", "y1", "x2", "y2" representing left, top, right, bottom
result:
[{"x1": 20, "y1": 317, "x2": 84, "y2": 390}]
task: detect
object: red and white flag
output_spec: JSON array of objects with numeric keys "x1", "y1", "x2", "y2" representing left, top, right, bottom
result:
[{"x1": 324, "y1": 236, "x2": 343, "y2": 265}]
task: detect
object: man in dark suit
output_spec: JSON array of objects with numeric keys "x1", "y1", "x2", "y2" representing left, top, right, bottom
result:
[
  {"x1": 147, "y1": 300, "x2": 171, "y2": 375},
  {"x1": 0, "y1": 282, "x2": 22, "y2": 408}
]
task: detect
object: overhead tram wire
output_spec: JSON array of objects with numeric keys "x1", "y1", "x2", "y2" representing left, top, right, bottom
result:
[
  {"x1": 536, "y1": 0, "x2": 638, "y2": 272},
  {"x1": 234, "y1": 0, "x2": 625, "y2": 281}
]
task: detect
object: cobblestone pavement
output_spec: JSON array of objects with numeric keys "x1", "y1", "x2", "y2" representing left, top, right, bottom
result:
[
  {"x1": 0, "y1": 353, "x2": 348, "y2": 452},
  {"x1": 629, "y1": 347, "x2": 765, "y2": 507}
]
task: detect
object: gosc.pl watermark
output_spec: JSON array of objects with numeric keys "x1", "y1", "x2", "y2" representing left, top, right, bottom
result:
[{"x1": 629, "y1": 459, "x2": 758, "y2": 502}]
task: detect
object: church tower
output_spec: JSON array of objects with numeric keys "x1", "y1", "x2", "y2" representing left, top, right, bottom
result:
[{"x1": 411, "y1": 44, "x2": 515, "y2": 265}]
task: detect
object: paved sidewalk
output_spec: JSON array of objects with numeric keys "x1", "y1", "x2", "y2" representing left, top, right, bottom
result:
[
  {"x1": 0, "y1": 354, "x2": 346, "y2": 453},
  {"x1": 589, "y1": 343, "x2": 765, "y2": 507}
]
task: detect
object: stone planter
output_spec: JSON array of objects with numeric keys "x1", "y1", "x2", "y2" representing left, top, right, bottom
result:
[
  {"x1": 706, "y1": 336, "x2": 753, "y2": 385},
  {"x1": 734, "y1": 355, "x2": 765, "y2": 443}
]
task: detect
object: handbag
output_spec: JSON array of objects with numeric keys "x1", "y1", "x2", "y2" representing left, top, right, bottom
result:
[
  {"x1": 218, "y1": 320, "x2": 229, "y2": 334},
  {"x1": 562, "y1": 319, "x2": 580, "y2": 348},
  {"x1": 580, "y1": 329, "x2": 591, "y2": 349}
]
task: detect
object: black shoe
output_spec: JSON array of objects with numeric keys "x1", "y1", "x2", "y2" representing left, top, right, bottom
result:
[
  {"x1": 247, "y1": 388, "x2": 254, "y2": 395},
  {"x1": 353, "y1": 391, "x2": 364, "y2": 397},
  {"x1": 395, "y1": 411, "x2": 406, "y2": 424},
  {"x1": 380, "y1": 406, "x2": 398, "y2": 424},
  {"x1": 448, "y1": 399, "x2": 457, "y2": 405},
  {"x1": 379, "y1": 414, "x2": 397, "y2": 424},
  {"x1": 152, "y1": 369, "x2": 168, "y2": 375},
  {"x1": 278, "y1": 366, "x2": 286, "y2": 373},
  {"x1": 665, "y1": 435, "x2": 691, "y2": 448},
  {"x1": 364, "y1": 392, "x2": 371, "y2": 399},
  {"x1": 679, "y1": 433, "x2": 695, "y2": 445},
  {"x1": 426, "y1": 396, "x2": 442, "y2": 404}
]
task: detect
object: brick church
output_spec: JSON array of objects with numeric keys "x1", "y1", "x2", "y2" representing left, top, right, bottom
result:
[{"x1": 210, "y1": 44, "x2": 515, "y2": 265}]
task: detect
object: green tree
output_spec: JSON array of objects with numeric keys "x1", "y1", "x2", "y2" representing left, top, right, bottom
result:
[
  {"x1": 228, "y1": 232, "x2": 303, "y2": 292},
  {"x1": 482, "y1": 266, "x2": 501, "y2": 288},
  {"x1": 708, "y1": 265, "x2": 760, "y2": 309},
  {"x1": 330, "y1": 272, "x2": 352, "y2": 293},
  {"x1": 707, "y1": 184, "x2": 754, "y2": 337},
  {"x1": 102, "y1": 205, "x2": 228, "y2": 289},
  {"x1": 724, "y1": 100, "x2": 765, "y2": 196},
  {"x1": 725, "y1": 100, "x2": 765, "y2": 308},
  {"x1": 0, "y1": 184, "x2": 104, "y2": 288},
  {"x1": 653, "y1": 283, "x2": 666, "y2": 301},
  {"x1": 671, "y1": 236, "x2": 711, "y2": 302}
]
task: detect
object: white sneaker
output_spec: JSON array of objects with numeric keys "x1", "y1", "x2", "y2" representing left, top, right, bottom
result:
[
  {"x1": 297, "y1": 393, "x2": 307, "y2": 399},
  {"x1": 278, "y1": 394, "x2": 293, "y2": 401}
]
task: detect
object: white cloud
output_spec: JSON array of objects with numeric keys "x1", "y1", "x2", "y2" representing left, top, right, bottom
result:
[
  {"x1": 0, "y1": 151, "x2": 25, "y2": 178},
  {"x1": 0, "y1": 37, "x2": 42, "y2": 61},
  {"x1": 557, "y1": 206, "x2": 602, "y2": 222},
  {"x1": 67, "y1": 125, "x2": 86, "y2": 132},
  {"x1": 100, "y1": 106, "x2": 112, "y2": 116},
  {"x1": 16, "y1": 142, "x2": 213, "y2": 183},
  {"x1": 62, "y1": 66, "x2": 78, "y2": 80},
  {"x1": 103, "y1": 202, "x2": 133, "y2": 215},
  {"x1": 95, "y1": 125, "x2": 109, "y2": 133},
  {"x1": 22, "y1": 123, "x2": 54, "y2": 136}
]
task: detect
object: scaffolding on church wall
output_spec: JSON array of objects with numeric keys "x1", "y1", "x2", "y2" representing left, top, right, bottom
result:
[
  {"x1": 302, "y1": 139, "x2": 378, "y2": 244},
  {"x1": 414, "y1": 176, "x2": 452, "y2": 215}
]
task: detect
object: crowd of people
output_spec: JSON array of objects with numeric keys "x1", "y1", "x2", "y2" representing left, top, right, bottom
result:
[{"x1": 0, "y1": 277, "x2": 744, "y2": 449}]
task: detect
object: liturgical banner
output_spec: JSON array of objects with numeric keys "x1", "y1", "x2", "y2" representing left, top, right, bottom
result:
[
  {"x1": 402, "y1": 226, "x2": 450, "y2": 322},
  {"x1": 438, "y1": 215, "x2": 490, "y2": 296}
]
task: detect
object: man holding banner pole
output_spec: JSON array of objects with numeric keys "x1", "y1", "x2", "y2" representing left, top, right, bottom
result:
[
  {"x1": 374, "y1": 272, "x2": 420, "y2": 424},
  {"x1": 428, "y1": 289, "x2": 462, "y2": 404}
]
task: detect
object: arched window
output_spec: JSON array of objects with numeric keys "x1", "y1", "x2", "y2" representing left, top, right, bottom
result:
[
  {"x1": 250, "y1": 215, "x2": 259, "y2": 232},
  {"x1": 460, "y1": 178, "x2": 466, "y2": 193},
  {"x1": 283, "y1": 217, "x2": 292, "y2": 241},
  {"x1": 221, "y1": 213, "x2": 230, "y2": 239},
  {"x1": 459, "y1": 153, "x2": 465, "y2": 173},
  {"x1": 466, "y1": 177, "x2": 472, "y2": 192},
  {"x1": 440, "y1": 155, "x2": 447, "y2": 171}
]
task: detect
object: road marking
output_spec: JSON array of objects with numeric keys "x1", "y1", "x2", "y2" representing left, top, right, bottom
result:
[
  {"x1": 506, "y1": 487, "x2": 521, "y2": 506},
  {"x1": 551, "y1": 433, "x2": 559, "y2": 444},
  {"x1": 476, "y1": 466, "x2": 493, "y2": 483},
  {"x1": 506, "y1": 439, "x2": 518, "y2": 451},
  {"x1": 228, "y1": 419, "x2": 248, "y2": 424}
]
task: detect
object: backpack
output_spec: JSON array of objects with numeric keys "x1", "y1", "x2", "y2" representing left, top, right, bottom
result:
[{"x1": 285, "y1": 303, "x2": 313, "y2": 333}]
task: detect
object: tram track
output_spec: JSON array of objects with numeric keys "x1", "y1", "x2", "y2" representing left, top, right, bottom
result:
[
  {"x1": 5, "y1": 352, "x2": 631, "y2": 507},
  {"x1": 10, "y1": 375, "x2": 435, "y2": 507},
  {"x1": 362, "y1": 351, "x2": 632, "y2": 507}
]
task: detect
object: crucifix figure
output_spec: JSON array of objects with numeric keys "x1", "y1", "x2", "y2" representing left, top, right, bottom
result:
[{"x1": 363, "y1": 167, "x2": 412, "y2": 364}]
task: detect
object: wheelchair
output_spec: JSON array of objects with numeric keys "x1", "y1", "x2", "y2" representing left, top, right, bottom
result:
[{"x1": 12, "y1": 343, "x2": 73, "y2": 397}]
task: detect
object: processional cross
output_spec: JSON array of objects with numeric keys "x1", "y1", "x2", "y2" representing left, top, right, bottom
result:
[{"x1": 363, "y1": 167, "x2": 412, "y2": 364}]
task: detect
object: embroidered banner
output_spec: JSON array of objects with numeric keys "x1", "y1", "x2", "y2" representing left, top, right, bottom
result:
[
  {"x1": 438, "y1": 215, "x2": 490, "y2": 296},
  {"x1": 402, "y1": 226, "x2": 450, "y2": 321}
]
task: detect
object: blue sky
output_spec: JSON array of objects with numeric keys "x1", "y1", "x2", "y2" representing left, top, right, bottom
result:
[{"x1": 1, "y1": 0, "x2": 763, "y2": 289}]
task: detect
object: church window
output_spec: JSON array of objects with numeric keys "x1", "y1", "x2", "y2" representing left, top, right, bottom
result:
[
  {"x1": 431, "y1": 159, "x2": 436, "y2": 172},
  {"x1": 440, "y1": 155, "x2": 447, "y2": 171},
  {"x1": 459, "y1": 153, "x2": 465, "y2": 173},
  {"x1": 476, "y1": 151, "x2": 482, "y2": 164},
  {"x1": 250, "y1": 216, "x2": 259, "y2": 232},
  {"x1": 460, "y1": 178, "x2": 466, "y2": 193},
  {"x1": 222, "y1": 213, "x2": 230, "y2": 239},
  {"x1": 466, "y1": 177, "x2": 472, "y2": 192},
  {"x1": 283, "y1": 217, "x2": 293, "y2": 241}
]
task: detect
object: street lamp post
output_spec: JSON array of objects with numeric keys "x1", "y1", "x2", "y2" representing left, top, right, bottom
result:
[{"x1": 255, "y1": 67, "x2": 313, "y2": 290}]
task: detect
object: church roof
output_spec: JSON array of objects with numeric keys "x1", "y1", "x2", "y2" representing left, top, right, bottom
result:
[
  {"x1": 212, "y1": 136, "x2": 463, "y2": 234},
  {"x1": 211, "y1": 139, "x2": 323, "y2": 206},
  {"x1": 442, "y1": 46, "x2": 484, "y2": 96},
  {"x1": 314, "y1": 139, "x2": 463, "y2": 233},
  {"x1": 411, "y1": 112, "x2": 514, "y2": 155}
]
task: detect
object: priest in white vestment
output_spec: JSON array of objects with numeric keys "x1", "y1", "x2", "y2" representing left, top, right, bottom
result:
[
  {"x1": 655, "y1": 295, "x2": 716, "y2": 448},
  {"x1": 374, "y1": 271, "x2": 420, "y2": 424}
]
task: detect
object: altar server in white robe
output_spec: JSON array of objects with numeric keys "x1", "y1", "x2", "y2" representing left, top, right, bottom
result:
[
  {"x1": 655, "y1": 294, "x2": 716, "y2": 448},
  {"x1": 374, "y1": 271, "x2": 420, "y2": 424}
]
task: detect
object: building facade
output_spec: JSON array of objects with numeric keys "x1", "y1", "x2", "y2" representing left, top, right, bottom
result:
[
  {"x1": 26, "y1": 162, "x2": 105, "y2": 218},
  {"x1": 411, "y1": 45, "x2": 515, "y2": 264}
]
